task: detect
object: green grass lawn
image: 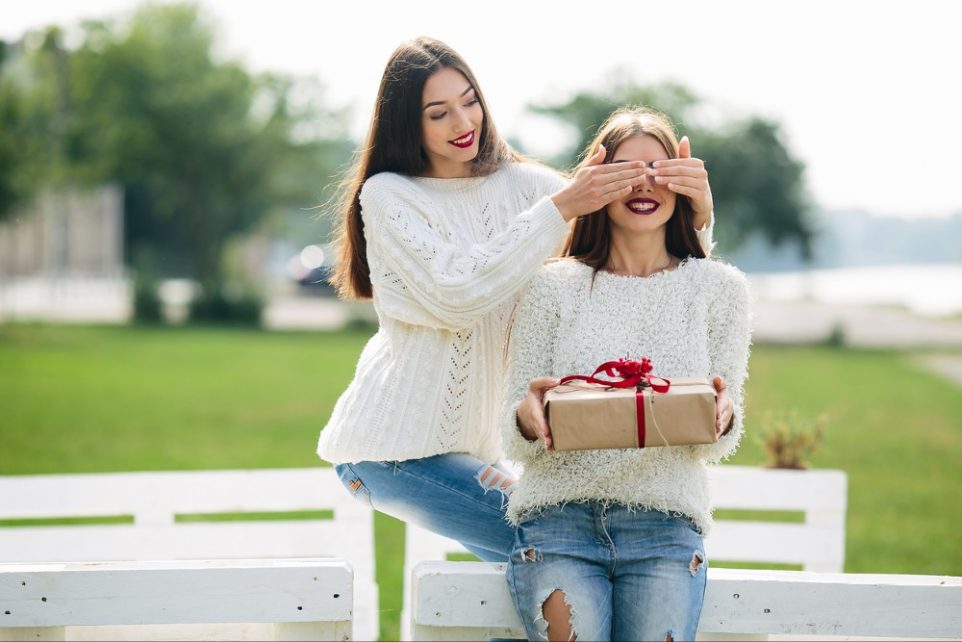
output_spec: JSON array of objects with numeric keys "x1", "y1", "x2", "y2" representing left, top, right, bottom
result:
[{"x1": 2, "y1": 323, "x2": 961, "y2": 639}]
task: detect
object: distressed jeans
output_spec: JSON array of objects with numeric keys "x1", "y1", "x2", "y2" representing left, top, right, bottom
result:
[
  {"x1": 334, "y1": 454, "x2": 517, "y2": 561},
  {"x1": 507, "y1": 502, "x2": 707, "y2": 642}
]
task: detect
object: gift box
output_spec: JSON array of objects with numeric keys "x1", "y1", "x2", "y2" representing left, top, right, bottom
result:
[{"x1": 543, "y1": 358, "x2": 717, "y2": 451}]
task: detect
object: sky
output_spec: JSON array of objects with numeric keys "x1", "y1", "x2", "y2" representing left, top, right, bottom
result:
[{"x1": 4, "y1": 0, "x2": 962, "y2": 220}]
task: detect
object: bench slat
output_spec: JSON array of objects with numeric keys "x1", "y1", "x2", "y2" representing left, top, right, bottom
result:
[
  {"x1": 0, "y1": 559, "x2": 352, "y2": 627},
  {"x1": 705, "y1": 521, "x2": 844, "y2": 571},
  {"x1": 412, "y1": 562, "x2": 962, "y2": 639},
  {"x1": 710, "y1": 467, "x2": 847, "y2": 513},
  {"x1": 1, "y1": 522, "x2": 370, "y2": 563},
  {"x1": 0, "y1": 469, "x2": 354, "y2": 519}
]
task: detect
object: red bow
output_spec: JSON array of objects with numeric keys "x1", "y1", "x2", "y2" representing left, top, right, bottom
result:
[{"x1": 559, "y1": 357, "x2": 670, "y2": 393}]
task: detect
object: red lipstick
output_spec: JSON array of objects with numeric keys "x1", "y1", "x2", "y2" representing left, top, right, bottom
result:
[
  {"x1": 449, "y1": 130, "x2": 475, "y2": 149},
  {"x1": 626, "y1": 198, "x2": 659, "y2": 215}
]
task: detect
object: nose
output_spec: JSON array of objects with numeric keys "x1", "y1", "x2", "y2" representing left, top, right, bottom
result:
[{"x1": 634, "y1": 167, "x2": 656, "y2": 192}]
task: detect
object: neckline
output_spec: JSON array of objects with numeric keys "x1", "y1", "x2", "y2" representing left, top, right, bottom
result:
[
  {"x1": 410, "y1": 173, "x2": 492, "y2": 192},
  {"x1": 571, "y1": 256, "x2": 695, "y2": 283}
]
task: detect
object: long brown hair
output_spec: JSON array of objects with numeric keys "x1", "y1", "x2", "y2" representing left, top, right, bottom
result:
[
  {"x1": 330, "y1": 37, "x2": 520, "y2": 300},
  {"x1": 562, "y1": 107, "x2": 706, "y2": 271}
]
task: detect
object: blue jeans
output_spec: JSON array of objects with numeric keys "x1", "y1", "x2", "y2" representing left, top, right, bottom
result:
[
  {"x1": 334, "y1": 454, "x2": 517, "y2": 562},
  {"x1": 507, "y1": 502, "x2": 707, "y2": 642}
]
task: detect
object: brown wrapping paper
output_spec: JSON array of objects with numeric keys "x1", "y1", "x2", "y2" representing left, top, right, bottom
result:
[{"x1": 543, "y1": 378, "x2": 718, "y2": 451}]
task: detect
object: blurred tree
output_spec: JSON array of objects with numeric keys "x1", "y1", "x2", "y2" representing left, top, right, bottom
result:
[
  {"x1": 61, "y1": 3, "x2": 349, "y2": 286},
  {"x1": 529, "y1": 75, "x2": 814, "y2": 257},
  {"x1": 0, "y1": 2, "x2": 347, "y2": 299},
  {"x1": 0, "y1": 32, "x2": 71, "y2": 221},
  {"x1": 0, "y1": 39, "x2": 28, "y2": 220}
]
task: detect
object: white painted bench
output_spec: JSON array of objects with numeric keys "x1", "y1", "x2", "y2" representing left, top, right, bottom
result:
[
  {"x1": 401, "y1": 465, "x2": 847, "y2": 639},
  {"x1": 0, "y1": 558, "x2": 352, "y2": 641},
  {"x1": 0, "y1": 468, "x2": 378, "y2": 640},
  {"x1": 410, "y1": 561, "x2": 962, "y2": 641}
]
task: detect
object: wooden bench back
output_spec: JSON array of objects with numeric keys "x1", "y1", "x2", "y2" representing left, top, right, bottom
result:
[
  {"x1": 0, "y1": 558, "x2": 353, "y2": 642},
  {"x1": 0, "y1": 467, "x2": 379, "y2": 641},
  {"x1": 707, "y1": 465, "x2": 847, "y2": 572},
  {"x1": 410, "y1": 561, "x2": 962, "y2": 641},
  {"x1": 400, "y1": 465, "x2": 847, "y2": 639}
]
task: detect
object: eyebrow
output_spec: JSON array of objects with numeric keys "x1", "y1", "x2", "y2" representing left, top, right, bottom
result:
[{"x1": 423, "y1": 86, "x2": 474, "y2": 111}]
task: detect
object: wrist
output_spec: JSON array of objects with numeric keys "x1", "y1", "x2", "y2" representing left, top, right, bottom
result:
[
  {"x1": 550, "y1": 193, "x2": 577, "y2": 223},
  {"x1": 721, "y1": 411, "x2": 735, "y2": 436},
  {"x1": 693, "y1": 207, "x2": 712, "y2": 232},
  {"x1": 516, "y1": 411, "x2": 538, "y2": 442}
]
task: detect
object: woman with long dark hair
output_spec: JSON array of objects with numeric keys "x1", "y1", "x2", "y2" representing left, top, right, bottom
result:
[{"x1": 317, "y1": 38, "x2": 716, "y2": 562}]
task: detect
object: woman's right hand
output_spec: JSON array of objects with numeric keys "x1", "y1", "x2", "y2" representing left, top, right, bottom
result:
[
  {"x1": 516, "y1": 377, "x2": 560, "y2": 449},
  {"x1": 550, "y1": 145, "x2": 647, "y2": 222}
]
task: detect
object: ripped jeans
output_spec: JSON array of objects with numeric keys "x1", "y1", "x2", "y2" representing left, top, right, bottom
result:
[
  {"x1": 334, "y1": 454, "x2": 517, "y2": 562},
  {"x1": 507, "y1": 502, "x2": 707, "y2": 642}
]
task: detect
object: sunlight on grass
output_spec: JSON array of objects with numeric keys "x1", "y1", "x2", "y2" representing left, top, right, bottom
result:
[{"x1": 2, "y1": 323, "x2": 960, "y2": 639}]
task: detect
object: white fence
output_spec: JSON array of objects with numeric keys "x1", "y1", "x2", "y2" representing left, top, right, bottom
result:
[
  {"x1": 402, "y1": 465, "x2": 847, "y2": 639},
  {"x1": 410, "y1": 561, "x2": 962, "y2": 641},
  {"x1": 0, "y1": 468, "x2": 376, "y2": 641}
]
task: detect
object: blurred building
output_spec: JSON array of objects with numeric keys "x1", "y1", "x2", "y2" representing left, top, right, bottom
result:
[{"x1": 0, "y1": 184, "x2": 124, "y2": 277}]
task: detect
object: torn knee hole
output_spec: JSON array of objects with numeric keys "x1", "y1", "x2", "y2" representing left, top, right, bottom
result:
[
  {"x1": 665, "y1": 633, "x2": 674, "y2": 642},
  {"x1": 523, "y1": 547, "x2": 540, "y2": 562},
  {"x1": 689, "y1": 551, "x2": 705, "y2": 575},
  {"x1": 479, "y1": 466, "x2": 506, "y2": 489},
  {"x1": 478, "y1": 466, "x2": 516, "y2": 494},
  {"x1": 541, "y1": 589, "x2": 576, "y2": 642},
  {"x1": 479, "y1": 466, "x2": 497, "y2": 484}
]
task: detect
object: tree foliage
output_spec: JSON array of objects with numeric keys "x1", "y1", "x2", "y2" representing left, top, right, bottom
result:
[
  {"x1": 1, "y1": 3, "x2": 348, "y2": 283},
  {"x1": 530, "y1": 75, "x2": 814, "y2": 257},
  {"x1": 0, "y1": 31, "x2": 74, "y2": 220}
]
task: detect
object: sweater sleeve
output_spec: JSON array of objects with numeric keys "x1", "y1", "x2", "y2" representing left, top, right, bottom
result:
[
  {"x1": 693, "y1": 265, "x2": 753, "y2": 462},
  {"x1": 499, "y1": 268, "x2": 563, "y2": 464},
  {"x1": 361, "y1": 173, "x2": 570, "y2": 331},
  {"x1": 696, "y1": 210, "x2": 716, "y2": 257}
]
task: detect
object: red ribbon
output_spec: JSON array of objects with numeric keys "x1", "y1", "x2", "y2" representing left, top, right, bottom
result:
[
  {"x1": 558, "y1": 358, "x2": 671, "y2": 448},
  {"x1": 558, "y1": 357, "x2": 670, "y2": 393}
]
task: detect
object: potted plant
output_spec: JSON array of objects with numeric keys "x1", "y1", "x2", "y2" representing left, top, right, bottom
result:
[{"x1": 754, "y1": 409, "x2": 827, "y2": 470}]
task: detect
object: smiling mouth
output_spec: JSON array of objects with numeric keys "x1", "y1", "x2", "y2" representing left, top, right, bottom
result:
[
  {"x1": 626, "y1": 198, "x2": 659, "y2": 215},
  {"x1": 449, "y1": 130, "x2": 475, "y2": 148}
]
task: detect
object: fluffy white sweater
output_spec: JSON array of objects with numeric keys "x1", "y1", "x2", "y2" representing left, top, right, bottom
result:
[
  {"x1": 317, "y1": 161, "x2": 715, "y2": 465},
  {"x1": 501, "y1": 257, "x2": 752, "y2": 535}
]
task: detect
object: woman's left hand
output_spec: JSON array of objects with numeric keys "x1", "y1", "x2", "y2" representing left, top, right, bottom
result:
[
  {"x1": 713, "y1": 375, "x2": 734, "y2": 436},
  {"x1": 650, "y1": 136, "x2": 713, "y2": 230}
]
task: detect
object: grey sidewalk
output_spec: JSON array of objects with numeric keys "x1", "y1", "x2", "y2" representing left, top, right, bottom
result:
[{"x1": 4, "y1": 277, "x2": 962, "y2": 350}]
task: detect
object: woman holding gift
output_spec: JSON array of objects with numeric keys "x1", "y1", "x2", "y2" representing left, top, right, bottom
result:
[
  {"x1": 504, "y1": 107, "x2": 752, "y2": 641},
  {"x1": 316, "y1": 37, "x2": 717, "y2": 563}
]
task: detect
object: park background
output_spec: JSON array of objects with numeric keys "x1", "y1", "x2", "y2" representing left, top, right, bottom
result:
[{"x1": 1, "y1": 1, "x2": 961, "y2": 639}]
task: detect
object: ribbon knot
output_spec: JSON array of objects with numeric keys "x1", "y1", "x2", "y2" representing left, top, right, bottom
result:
[{"x1": 559, "y1": 357, "x2": 670, "y2": 393}]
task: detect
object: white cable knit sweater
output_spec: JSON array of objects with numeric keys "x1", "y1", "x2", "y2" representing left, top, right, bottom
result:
[
  {"x1": 501, "y1": 257, "x2": 752, "y2": 535},
  {"x1": 317, "y1": 161, "x2": 715, "y2": 465}
]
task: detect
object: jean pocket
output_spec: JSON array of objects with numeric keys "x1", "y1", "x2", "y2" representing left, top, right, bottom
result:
[{"x1": 335, "y1": 463, "x2": 374, "y2": 509}]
